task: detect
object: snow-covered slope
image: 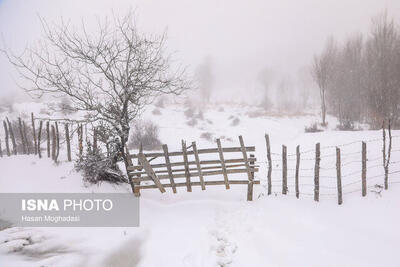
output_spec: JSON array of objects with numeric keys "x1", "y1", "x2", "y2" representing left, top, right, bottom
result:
[{"x1": 0, "y1": 101, "x2": 399, "y2": 267}]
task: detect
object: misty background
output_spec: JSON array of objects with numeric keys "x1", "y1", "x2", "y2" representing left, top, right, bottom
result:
[{"x1": 0, "y1": 0, "x2": 400, "y2": 104}]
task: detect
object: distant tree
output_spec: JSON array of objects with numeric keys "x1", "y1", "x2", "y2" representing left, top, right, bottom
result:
[
  {"x1": 277, "y1": 76, "x2": 294, "y2": 111},
  {"x1": 297, "y1": 66, "x2": 313, "y2": 109},
  {"x1": 195, "y1": 56, "x2": 214, "y2": 103},
  {"x1": 258, "y1": 67, "x2": 275, "y2": 110},
  {"x1": 365, "y1": 12, "x2": 399, "y2": 127},
  {"x1": 311, "y1": 37, "x2": 338, "y2": 126},
  {"x1": 1, "y1": 11, "x2": 190, "y2": 167}
]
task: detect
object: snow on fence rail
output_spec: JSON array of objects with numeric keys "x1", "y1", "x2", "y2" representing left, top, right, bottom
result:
[
  {"x1": 0, "y1": 113, "x2": 398, "y2": 205},
  {"x1": 126, "y1": 136, "x2": 260, "y2": 201}
]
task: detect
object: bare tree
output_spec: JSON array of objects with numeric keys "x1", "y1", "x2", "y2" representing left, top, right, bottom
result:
[
  {"x1": 311, "y1": 37, "x2": 337, "y2": 126},
  {"x1": 365, "y1": 12, "x2": 399, "y2": 127},
  {"x1": 1, "y1": 11, "x2": 190, "y2": 167},
  {"x1": 195, "y1": 56, "x2": 214, "y2": 103},
  {"x1": 258, "y1": 67, "x2": 275, "y2": 110}
]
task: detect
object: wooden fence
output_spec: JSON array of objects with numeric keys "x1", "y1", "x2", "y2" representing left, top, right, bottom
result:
[{"x1": 126, "y1": 136, "x2": 260, "y2": 201}]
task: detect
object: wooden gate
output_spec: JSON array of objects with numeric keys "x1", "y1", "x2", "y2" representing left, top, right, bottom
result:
[{"x1": 126, "y1": 136, "x2": 259, "y2": 200}]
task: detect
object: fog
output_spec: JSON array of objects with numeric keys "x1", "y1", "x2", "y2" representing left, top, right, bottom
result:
[{"x1": 0, "y1": 0, "x2": 399, "y2": 102}]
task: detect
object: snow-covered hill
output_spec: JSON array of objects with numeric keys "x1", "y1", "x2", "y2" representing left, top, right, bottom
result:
[{"x1": 0, "y1": 101, "x2": 399, "y2": 267}]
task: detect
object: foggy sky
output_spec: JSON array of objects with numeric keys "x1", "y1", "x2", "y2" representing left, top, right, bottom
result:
[{"x1": 0, "y1": 0, "x2": 399, "y2": 101}]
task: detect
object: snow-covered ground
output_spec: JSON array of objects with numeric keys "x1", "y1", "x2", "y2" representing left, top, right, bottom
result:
[{"x1": 0, "y1": 101, "x2": 399, "y2": 266}]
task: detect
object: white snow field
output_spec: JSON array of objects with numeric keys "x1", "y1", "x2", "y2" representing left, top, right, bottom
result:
[{"x1": 0, "y1": 102, "x2": 399, "y2": 267}]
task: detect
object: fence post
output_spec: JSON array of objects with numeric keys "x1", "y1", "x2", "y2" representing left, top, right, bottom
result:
[
  {"x1": 38, "y1": 121, "x2": 43, "y2": 158},
  {"x1": 295, "y1": 145, "x2": 300, "y2": 199},
  {"x1": 46, "y1": 121, "x2": 50, "y2": 158},
  {"x1": 217, "y1": 138, "x2": 229, "y2": 190},
  {"x1": 182, "y1": 140, "x2": 192, "y2": 192},
  {"x1": 31, "y1": 113, "x2": 37, "y2": 155},
  {"x1": 0, "y1": 138, "x2": 2, "y2": 157},
  {"x1": 282, "y1": 145, "x2": 287, "y2": 195},
  {"x1": 384, "y1": 120, "x2": 392, "y2": 190},
  {"x1": 78, "y1": 124, "x2": 83, "y2": 160},
  {"x1": 7, "y1": 118, "x2": 17, "y2": 155},
  {"x1": 93, "y1": 127, "x2": 97, "y2": 155},
  {"x1": 191, "y1": 142, "x2": 205, "y2": 191},
  {"x1": 18, "y1": 118, "x2": 27, "y2": 154},
  {"x1": 3, "y1": 121, "x2": 10, "y2": 156},
  {"x1": 362, "y1": 142, "x2": 367, "y2": 197},
  {"x1": 336, "y1": 147, "x2": 343, "y2": 205},
  {"x1": 23, "y1": 121, "x2": 31, "y2": 154},
  {"x1": 248, "y1": 154, "x2": 255, "y2": 201},
  {"x1": 51, "y1": 125, "x2": 56, "y2": 162},
  {"x1": 65, "y1": 124, "x2": 71, "y2": 161},
  {"x1": 55, "y1": 122, "x2": 60, "y2": 161},
  {"x1": 265, "y1": 134, "x2": 272, "y2": 195},
  {"x1": 314, "y1": 143, "x2": 320, "y2": 202}
]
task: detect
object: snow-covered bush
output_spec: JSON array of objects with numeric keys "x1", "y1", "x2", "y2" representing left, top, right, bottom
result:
[
  {"x1": 230, "y1": 117, "x2": 240, "y2": 126},
  {"x1": 152, "y1": 108, "x2": 162, "y2": 115},
  {"x1": 200, "y1": 132, "x2": 213, "y2": 142},
  {"x1": 75, "y1": 147, "x2": 126, "y2": 184},
  {"x1": 128, "y1": 120, "x2": 162, "y2": 150},
  {"x1": 186, "y1": 118, "x2": 198, "y2": 127},
  {"x1": 336, "y1": 121, "x2": 356, "y2": 131},
  {"x1": 304, "y1": 122, "x2": 323, "y2": 133},
  {"x1": 58, "y1": 97, "x2": 76, "y2": 115}
]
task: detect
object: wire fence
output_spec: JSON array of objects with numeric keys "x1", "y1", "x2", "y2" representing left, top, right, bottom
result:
[{"x1": 259, "y1": 132, "x2": 399, "y2": 203}]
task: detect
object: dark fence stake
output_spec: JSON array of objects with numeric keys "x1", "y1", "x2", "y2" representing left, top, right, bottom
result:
[
  {"x1": 336, "y1": 147, "x2": 343, "y2": 205},
  {"x1": 248, "y1": 154, "x2": 255, "y2": 201},
  {"x1": 295, "y1": 145, "x2": 300, "y2": 199},
  {"x1": 23, "y1": 120, "x2": 31, "y2": 154},
  {"x1": 162, "y1": 144, "x2": 177, "y2": 193},
  {"x1": 282, "y1": 145, "x2": 287, "y2": 195},
  {"x1": 18, "y1": 118, "x2": 27, "y2": 154},
  {"x1": 3, "y1": 121, "x2": 10, "y2": 156},
  {"x1": 65, "y1": 124, "x2": 71, "y2": 161},
  {"x1": 51, "y1": 125, "x2": 56, "y2": 162},
  {"x1": 7, "y1": 118, "x2": 17, "y2": 155},
  {"x1": 55, "y1": 122, "x2": 60, "y2": 161},
  {"x1": 46, "y1": 121, "x2": 50, "y2": 158},
  {"x1": 314, "y1": 143, "x2": 320, "y2": 202},
  {"x1": 31, "y1": 113, "x2": 37, "y2": 155},
  {"x1": 181, "y1": 140, "x2": 192, "y2": 192},
  {"x1": 362, "y1": 142, "x2": 367, "y2": 197},
  {"x1": 265, "y1": 134, "x2": 272, "y2": 195},
  {"x1": 38, "y1": 121, "x2": 43, "y2": 158}
]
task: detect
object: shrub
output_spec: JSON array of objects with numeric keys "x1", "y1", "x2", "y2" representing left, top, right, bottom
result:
[
  {"x1": 58, "y1": 98, "x2": 76, "y2": 115},
  {"x1": 128, "y1": 120, "x2": 162, "y2": 150},
  {"x1": 152, "y1": 108, "x2": 162, "y2": 115},
  {"x1": 184, "y1": 107, "x2": 195, "y2": 118},
  {"x1": 336, "y1": 121, "x2": 356, "y2": 131},
  {"x1": 200, "y1": 132, "x2": 213, "y2": 142},
  {"x1": 230, "y1": 117, "x2": 240, "y2": 126},
  {"x1": 75, "y1": 149, "x2": 126, "y2": 184},
  {"x1": 304, "y1": 122, "x2": 323, "y2": 133},
  {"x1": 186, "y1": 118, "x2": 198, "y2": 127}
]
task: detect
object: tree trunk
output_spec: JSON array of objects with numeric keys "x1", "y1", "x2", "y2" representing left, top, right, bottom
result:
[{"x1": 321, "y1": 90, "x2": 326, "y2": 126}]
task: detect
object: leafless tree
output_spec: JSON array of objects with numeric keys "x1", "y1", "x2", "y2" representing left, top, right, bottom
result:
[
  {"x1": 311, "y1": 37, "x2": 337, "y2": 126},
  {"x1": 258, "y1": 67, "x2": 275, "y2": 110},
  {"x1": 1, "y1": 11, "x2": 190, "y2": 167},
  {"x1": 195, "y1": 56, "x2": 214, "y2": 103},
  {"x1": 365, "y1": 12, "x2": 399, "y2": 127}
]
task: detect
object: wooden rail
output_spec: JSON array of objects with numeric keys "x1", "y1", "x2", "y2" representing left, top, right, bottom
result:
[{"x1": 127, "y1": 136, "x2": 259, "y2": 200}]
